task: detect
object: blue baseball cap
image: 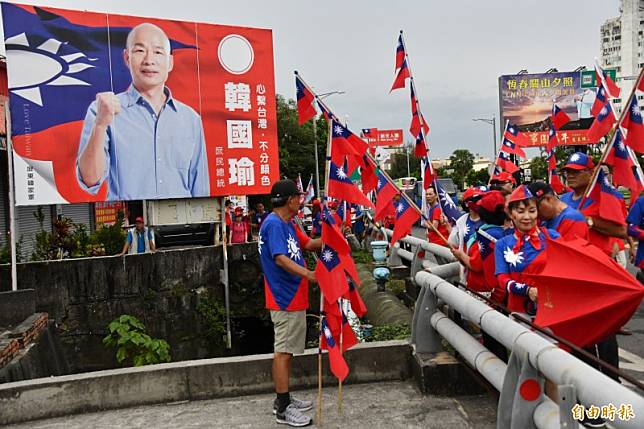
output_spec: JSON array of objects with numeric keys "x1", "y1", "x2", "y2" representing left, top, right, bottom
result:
[{"x1": 563, "y1": 152, "x2": 595, "y2": 170}]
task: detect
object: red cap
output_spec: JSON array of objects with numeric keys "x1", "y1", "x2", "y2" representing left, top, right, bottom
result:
[
  {"x1": 312, "y1": 199, "x2": 321, "y2": 206},
  {"x1": 490, "y1": 171, "x2": 516, "y2": 185},
  {"x1": 135, "y1": 216, "x2": 144, "y2": 223},
  {"x1": 234, "y1": 206, "x2": 243, "y2": 214},
  {"x1": 508, "y1": 185, "x2": 534, "y2": 204},
  {"x1": 463, "y1": 186, "x2": 488, "y2": 201},
  {"x1": 327, "y1": 200, "x2": 337, "y2": 209},
  {"x1": 477, "y1": 191, "x2": 505, "y2": 213}
]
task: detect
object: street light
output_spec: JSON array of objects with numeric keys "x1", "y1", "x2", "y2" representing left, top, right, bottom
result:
[
  {"x1": 472, "y1": 117, "x2": 497, "y2": 158},
  {"x1": 311, "y1": 90, "x2": 345, "y2": 197}
]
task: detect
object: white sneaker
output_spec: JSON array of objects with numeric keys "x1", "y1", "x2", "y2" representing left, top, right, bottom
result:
[
  {"x1": 275, "y1": 404, "x2": 312, "y2": 427},
  {"x1": 273, "y1": 395, "x2": 313, "y2": 414}
]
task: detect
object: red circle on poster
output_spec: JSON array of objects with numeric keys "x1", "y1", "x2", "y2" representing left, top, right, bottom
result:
[{"x1": 519, "y1": 379, "x2": 541, "y2": 401}]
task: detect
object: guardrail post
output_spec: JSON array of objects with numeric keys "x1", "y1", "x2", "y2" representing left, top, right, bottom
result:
[
  {"x1": 558, "y1": 385, "x2": 577, "y2": 429},
  {"x1": 414, "y1": 284, "x2": 442, "y2": 354},
  {"x1": 388, "y1": 242, "x2": 403, "y2": 266},
  {"x1": 410, "y1": 244, "x2": 425, "y2": 279}
]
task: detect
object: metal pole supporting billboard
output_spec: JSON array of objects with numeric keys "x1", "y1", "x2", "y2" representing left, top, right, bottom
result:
[
  {"x1": 5, "y1": 103, "x2": 17, "y2": 292},
  {"x1": 220, "y1": 198, "x2": 232, "y2": 349}
]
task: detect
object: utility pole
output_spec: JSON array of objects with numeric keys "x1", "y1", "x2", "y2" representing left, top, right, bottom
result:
[{"x1": 473, "y1": 116, "x2": 497, "y2": 158}]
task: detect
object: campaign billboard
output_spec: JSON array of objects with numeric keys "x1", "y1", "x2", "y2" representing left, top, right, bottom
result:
[
  {"x1": 360, "y1": 128, "x2": 404, "y2": 146},
  {"x1": 2, "y1": 3, "x2": 280, "y2": 205},
  {"x1": 498, "y1": 71, "x2": 597, "y2": 147}
]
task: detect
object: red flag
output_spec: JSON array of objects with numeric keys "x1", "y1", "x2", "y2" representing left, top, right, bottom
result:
[
  {"x1": 330, "y1": 120, "x2": 369, "y2": 174},
  {"x1": 605, "y1": 130, "x2": 644, "y2": 197},
  {"x1": 587, "y1": 168, "x2": 626, "y2": 226},
  {"x1": 360, "y1": 155, "x2": 378, "y2": 194},
  {"x1": 621, "y1": 96, "x2": 644, "y2": 153},
  {"x1": 495, "y1": 151, "x2": 519, "y2": 174},
  {"x1": 328, "y1": 162, "x2": 374, "y2": 208},
  {"x1": 414, "y1": 133, "x2": 427, "y2": 158},
  {"x1": 410, "y1": 86, "x2": 429, "y2": 138},
  {"x1": 320, "y1": 318, "x2": 349, "y2": 381},
  {"x1": 595, "y1": 63, "x2": 620, "y2": 98},
  {"x1": 390, "y1": 59, "x2": 410, "y2": 92},
  {"x1": 340, "y1": 252, "x2": 360, "y2": 286},
  {"x1": 295, "y1": 74, "x2": 316, "y2": 125},
  {"x1": 344, "y1": 280, "x2": 367, "y2": 317},
  {"x1": 374, "y1": 171, "x2": 398, "y2": 220},
  {"x1": 395, "y1": 33, "x2": 405, "y2": 70},
  {"x1": 323, "y1": 300, "x2": 359, "y2": 352},
  {"x1": 524, "y1": 238, "x2": 644, "y2": 348},
  {"x1": 321, "y1": 205, "x2": 350, "y2": 255},
  {"x1": 591, "y1": 86, "x2": 608, "y2": 117},
  {"x1": 551, "y1": 104, "x2": 571, "y2": 130},
  {"x1": 587, "y1": 102, "x2": 616, "y2": 142},
  {"x1": 315, "y1": 245, "x2": 350, "y2": 303},
  {"x1": 549, "y1": 170, "x2": 566, "y2": 194},
  {"x1": 503, "y1": 124, "x2": 530, "y2": 147},
  {"x1": 390, "y1": 197, "x2": 420, "y2": 245},
  {"x1": 423, "y1": 157, "x2": 435, "y2": 189},
  {"x1": 500, "y1": 137, "x2": 526, "y2": 158}
]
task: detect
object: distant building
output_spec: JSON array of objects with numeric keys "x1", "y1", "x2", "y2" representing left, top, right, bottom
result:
[
  {"x1": 600, "y1": 0, "x2": 644, "y2": 114},
  {"x1": 472, "y1": 155, "x2": 492, "y2": 172}
]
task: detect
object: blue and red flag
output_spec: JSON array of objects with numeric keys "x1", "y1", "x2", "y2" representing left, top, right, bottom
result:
[
  {"x1": 395, "y1": 33, "x2": 405, "y2": 71},
  {"x1": 621, "y1": 96, "x2": 644, "y2": 153},
  {"x1": 495, "y1": 151, "x2": 519, "y2": 174},
  {"x1": 595, "y1": 62, "x2": 620, "y2": 98},
  {"x1": 586, "y1": 168, "x2": 627, "y2": 226},
  {"x1": 390, "y1": 58, "x2": 410, "y2": 92},
  {"x1": 422, "y1": 157, "x2": 435, "y2": 190},
  {"x1": 360, "y1": 154, "x2": 378, "y2": 194},
  {"x1": 551, "y1": 104, "x2": 571, "y2": 130},
  {"x1": 503, "y1": 124, "x2": 530, "y2": 147},
  {"x1": 605, "y1": 130, "x2": 644, "y2": 197},
  {"x1": 344, "y1": 279, "x2": 367, "y2": 317},
  {"x1": 295, "y1": 74, "x2": 316, "y2": 125},
  {"x1": 587, "y1": 102, "x2": 616, "y2": 142},
  {"x1": 414, "y1": 132, "x2": 428, "y2": 158},
  {"x1": 390, "y1": 197, "x2": 420, "y2": 245},
  {"x1": 410, "y1": 86, "x2": 429, "y2": 139},
  {"x1": 436, "y1": 179, "x2": 464, "y2": 224},
  {"x1": 323, "y1": 301, "x2": 359, "y2": 353},
  {"x1": 328, "y1": 161, "x2": 374, "y2": 208},
  {"x1": 315, "y1": 245, "x2": 350, "y2": 303},
  {"x1": 500, "y1": 136, "x2": 526, "y2": 158},
  {"x1": 591, "y1": 86, "x2": 608, "y2": 117},
  {"x1": 546, "y1": 150, "x2": 566, "y2": 194},
  {"x1": 320, "y1": 318, "x2": 349, "y2": 381},
  {"x1": 321, "y1": 204, "x2": 350, "y2": 255},
  {"x1": 374, "y1": 170, "x2": 398, "y2": 220},
  {"x1": 331, "y1": 119, "x2": 368, "y2": 173}
]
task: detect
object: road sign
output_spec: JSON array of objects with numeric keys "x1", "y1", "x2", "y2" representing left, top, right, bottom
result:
[{"x1": 581, "y1": 69, "x2": 617, "y2": 88}]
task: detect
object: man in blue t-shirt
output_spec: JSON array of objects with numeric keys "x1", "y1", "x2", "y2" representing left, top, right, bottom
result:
[{"x1": 259, "y1": 179, "x2": 322, "y2": 427}]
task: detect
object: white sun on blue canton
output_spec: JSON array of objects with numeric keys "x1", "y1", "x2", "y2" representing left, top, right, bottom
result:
[
  {"x1": 632, "y1": 105, "x2": 641, "y2": 117},
  {"x1": 396, "y1": 202, "x2": 405, "y2": 213},
  {"x1": 618, "y1": 139, "x2": 626, "y2": 151},
  {"x1": 321, "y1": 248, "x2": 334, "y2": 263},
  {"x1": 287, "y1": 234, "x2": 302, "y2": 261},
  {"x1": 462, "y1": 223, "x2": 470, "y2": 237},
  {"x1": 600, "y1": 106, "x2": 608, "y2": 116},
  {"x1": 503, "y1": 247, "x2": 524, "y2": 267},
  {"x1": 334, "y1": 125, "x2": 344, "y2": 136},
  {"x1": 377, "y1": 179, "x2": 382, "y2": 189},
  {"x1": 569, "y1": 153, "x2": 580, "y2": 163},
  {"x1": 257, "y1": 233, "x2": 264, "y2": 255},
  {"x1": 509, "y1": 127, "x2": 515, "y2": 133},
  {"x1": 478, "y1": 241, "x2": 485, "y2": 254},
  {"x1": 336, "y1": 166, "x2": 348, "y2": 180}
]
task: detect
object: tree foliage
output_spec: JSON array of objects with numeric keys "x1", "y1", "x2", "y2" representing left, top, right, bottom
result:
[
  {"x1": 465, "y1": 169, "x2": 490, "y2": 187},
  {"x1": 387, "y1": 149, "x2": 420, "y2": 179},
  {"x1": 448, "y1": 149, "x2": 475, "y2": 189},
  {"x1": 530, "y1": 156, "x2": 548, "y2": 181}
]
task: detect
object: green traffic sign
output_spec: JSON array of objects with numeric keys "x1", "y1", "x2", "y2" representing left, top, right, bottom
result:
[{"x1": 581, "y1": 69, "x2": 617, "y2": 88}]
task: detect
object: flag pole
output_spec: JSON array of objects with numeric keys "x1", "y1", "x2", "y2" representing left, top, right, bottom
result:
[
  {"x1": 488, "y1": 120, "x2": 511, "y2": 186},
  {"x1": 6, "y1": 102, "x2": 18, "y2": 291},
  {"x1": 578, "y1": 65, "x2": 644, "y2": 208},
  {"x1": 337, "y1": 299, "x2": 343, "y2": 415}
]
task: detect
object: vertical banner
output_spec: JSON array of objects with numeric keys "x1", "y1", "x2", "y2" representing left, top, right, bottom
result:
[{"x1": 2, "y1": 3, "x2": 279, "y2": 205}]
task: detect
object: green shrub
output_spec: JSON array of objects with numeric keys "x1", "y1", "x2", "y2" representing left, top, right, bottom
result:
[
  {"x1": 102, "y1": 315, "x2": 171, "y2": 367},
  {"x1": 364, "y1": 324, "x2": 411, "y2": 342},
  {"x1": 196, "y1": 295, "x2": 227, "y2": 349}
]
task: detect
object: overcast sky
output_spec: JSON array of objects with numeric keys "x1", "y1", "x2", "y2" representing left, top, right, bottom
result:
[{"x1": 1, "y1": 0, "x2": 619, "y2": 159}]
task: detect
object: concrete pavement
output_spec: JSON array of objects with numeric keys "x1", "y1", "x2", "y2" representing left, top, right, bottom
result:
[{"x1": 4, "y1": 381, "x2": 497, "y2": 429}]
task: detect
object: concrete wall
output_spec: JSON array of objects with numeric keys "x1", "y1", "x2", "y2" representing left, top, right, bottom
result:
[
  {"x1": 0, "y1": 243, "x2": 264, "y2": 373},
  {"x1": 0, "y1": 340, "x2": 411, "y2": 426}
]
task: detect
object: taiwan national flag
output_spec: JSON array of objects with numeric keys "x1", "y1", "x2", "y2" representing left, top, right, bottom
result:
[
  {"x1": 315, "y1": 245, "x2": 350, "y2": 303},
  {"x1": 595, "y1": 63, "x2": 620, "y2": 98},
  {"x1": 605, "y1": 130, "x2": 644, "y2": 197},
  {"x1": 395, "y1": 33, "x2": 405, "y2": 70},
  {"x1": 591, "y1": 86, "x2": 608, "y2": 117},
  {"x1": 304, "y1": 175, "x2": 315, "y2": 203},
  {"x1": 551, "y1": 104, "x2": 571, "y2": 130},
  {"x1": 322, "y1": 204, "x2": 350, "y2": 255},
  {"x1": 296, "y1": 74, "x2": 316, "y2": 125},
  {"x1": 436, "y1": 179, "x2": 464, "y2": 224},
  {"x1": 344, "y1": 279, "x2": 367, "y2": 317},
  {"x1": 621, "y1": 96, "x2": 644, "y2": 153},
  {"x1": 390, "y1": 197, "x2": 420, "y2": 245},
  {"x1": 390, "y1": 58, "x2": 410, "y2": 92},
  {"x1": 410, "y1": 86, "x2": 429, "y2": 138},
  {"x1": 503, "y1": 124, "x2": 530, "y2": 147},
  {"x1": 323, "y1": 302, "x2": 359, "y2": 353},
  {"x1": 414, "y1": 132, "x2": 428, "y2": 158},
  {"x1": 328, "y1": 161, "x2": 374, "y2": 208},
  {"x1": 374, "y1": 170, "x2": 398, "y2": 220},
  {"x1": 331, "y1": 119, "x2": 367, "y2": 173},
  {"x1": 500, "y1": 137, "x2": 526, "y2": 158},
  {"x1": 546, "y1": 151, "x2": 566, "y2": 194},
  {"x1": 320, "y1": 318, "x2": 349, "y2": 381},
  {"x1": 546, "y1": 124, "x2": 559, "y2": 153},
  {"x1": 422, "y1": 157, "x2": 435, "y2": 189},
  {"x1": 360, "y1": 154, "x2": 378, "y2": 194},
  {"x1": 587, "y1": 168, "x2": 627, "y2": 226},
  {"x1": 587, "y1": 102, "x2": 616, "y2": 142},
  {"x1": 495, "y1": 151, "x2": 519, "y2": 174}
]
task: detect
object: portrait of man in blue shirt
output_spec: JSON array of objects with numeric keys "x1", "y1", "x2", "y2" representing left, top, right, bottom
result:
[{"x1": 76, "y1": 22, "x2": 209, "y2": 201}]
